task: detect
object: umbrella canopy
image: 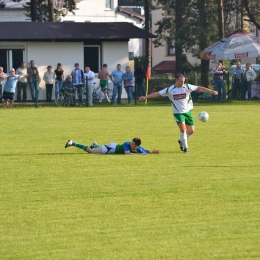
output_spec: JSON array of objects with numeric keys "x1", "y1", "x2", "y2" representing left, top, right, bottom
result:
[{"x1": 200, "y1": 29, "x2": 260, "y2": 60}]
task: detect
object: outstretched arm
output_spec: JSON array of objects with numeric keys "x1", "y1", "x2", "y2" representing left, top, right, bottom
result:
[
  {"x1": 197, "y1": 86, "x2": 218, "y2": 96},
  {"x1": 139, "y1": 92, "x2": 160, "y2": 101}
]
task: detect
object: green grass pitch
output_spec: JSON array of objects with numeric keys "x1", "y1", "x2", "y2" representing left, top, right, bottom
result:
[{"x1": 1, "y1": 102, "x2": 260, "y2": 259}]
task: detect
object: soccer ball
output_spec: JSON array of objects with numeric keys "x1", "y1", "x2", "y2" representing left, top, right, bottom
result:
[{"x1": 198, "y1": 111, "x2": 209, "y2": 122}]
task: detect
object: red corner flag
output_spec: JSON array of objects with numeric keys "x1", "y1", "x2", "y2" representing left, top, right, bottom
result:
[{"x1": 146, "y1": 67, "x2": 151, "y2": 79}]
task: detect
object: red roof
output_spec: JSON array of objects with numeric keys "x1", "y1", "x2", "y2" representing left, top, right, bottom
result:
[
  {"x1": 225, "y1": 29, "x2": 250, "y2": 38},
  {"x1": 152, "y1": 60, "x2": 194, "y2": 73}
]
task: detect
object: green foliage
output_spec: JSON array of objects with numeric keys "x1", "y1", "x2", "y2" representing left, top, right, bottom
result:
[
  {"x1": 1, "y1": 104, "x2": 260, "y2": 259},
  {"x1": 134, "y1": 56, "x2": 146, "y2": 70},
  {"x1": 243, "y1": 0, "x2": 260, "y2": 30},
  {"x1": 14, "y1": 0, "x2": 76, "y2": 21}
]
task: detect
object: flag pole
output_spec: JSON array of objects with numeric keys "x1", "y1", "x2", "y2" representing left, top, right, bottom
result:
[{"x1": 145, "y1": 67, "x2": 150, "y2": 105}]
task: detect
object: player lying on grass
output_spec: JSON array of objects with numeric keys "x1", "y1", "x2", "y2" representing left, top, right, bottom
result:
[
  {"x1": 65, "y1": 137, "x2": 159, "y2": 155},
  {"x1": 139, "y1": 73, "x2": 218, "y2": 153}
]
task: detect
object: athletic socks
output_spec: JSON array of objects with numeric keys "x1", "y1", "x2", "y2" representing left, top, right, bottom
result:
[
  {"x1": 72, "y1": 141, "x2": 88, "y2": 151},
  {"x1": 180, "y1": 132, "x2": 188, "y2": 149}
]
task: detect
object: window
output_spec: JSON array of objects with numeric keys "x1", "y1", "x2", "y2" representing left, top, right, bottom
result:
[
  {"x1": 128, "y1": 52, "x2": 134, "y2": 60},
  {"x1": 106, "y1": 0, "x2": 112, "y2": 9},
  {"x1": 167, "y1": 39, "x2": 175, "y2": 56},
  {"x1": 84, "y1": 46, "x2": 100, "y2": 73},
  {"x1": 0, "y1": 50, "x2": 7, "y2": 72},
  {"x1": 0, "y1": 49, "x2": 24, "y2": 72}
]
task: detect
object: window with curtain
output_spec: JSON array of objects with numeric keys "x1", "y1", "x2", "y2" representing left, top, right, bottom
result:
[
  {"x1": 167, "y1": 39, "x2": 175, "y2": 56},
  {"x1": 106, "y1": 0, "x2": 112, "y2": 8}
]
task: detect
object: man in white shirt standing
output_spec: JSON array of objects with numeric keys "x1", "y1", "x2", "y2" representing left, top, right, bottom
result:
[
  {"x1": 84, "y1": 66, "x2": 95, "y2": 106},
  {"x1": 243, "y1": 63, "x2": 256, "y2": 101},
  {"x1": 16, "y1": 62, "x2": 28, "y2": 102},
  {"x1": 139, "y1": 74, "x2": 218, "y2": 152}
]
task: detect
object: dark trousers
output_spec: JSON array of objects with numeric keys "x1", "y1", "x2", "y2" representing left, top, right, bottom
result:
[
  {"x1": 75, "y1": 84, "x2": 83, "y2": 105},
  {"x1": 243, "y1": 81, "x2": 252, "y2": 100},
  {"x1": 231, "y1": 79, "x2": 242, "y2": 100},
  {"x1": 46, "y1": 84, "x2": 53, "y2": 102},
  {"x1": 0, "y1": 84, "x2": 2, "y2": 101},
  {"x1": 17, "y1": 82, "x2": 27, "y2": 102},
  {"x1": 136, "y1": 81, "x2": 145, "y2": 97},
  {"x1": 213, "y1": 79, "x2": 224, "y2": 101}
]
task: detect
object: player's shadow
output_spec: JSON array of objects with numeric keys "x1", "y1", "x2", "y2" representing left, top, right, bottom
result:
[{"x1": 1, "y1": 152, "x2": 82, "y2": 156}]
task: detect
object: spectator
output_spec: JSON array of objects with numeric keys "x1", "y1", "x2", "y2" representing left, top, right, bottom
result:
[
  {"x1": 84, "y1": 66, "x2": 95, "y2": 106},
  {"x1": 110, "y1": 64, "x2": 124, "y2": 105},
  {"x1": 213, "y1": 62, "x2": 226, "y2": 101},
  {"x1": 243, "y1": 63, "x2": 256, "y2": 101},
  {"x1": 255, "y1": 69, "x2": 260, "y2": 81},
  {"x1": 43, "y1": 65, "x2": 55, "y2": 102},
  {"x1": 16, "y1": 62, "x2": 28, "y2": 102},
  {"x1": 0, "y1": 66, "x2": 5, "y2": 102},
  {"x1": 134, "y1": 65, "x2": 145, "y2": 97},
  {"x1": 72, "y1": 63, "x2": 85, "y2": 106},
  {"x1": 122, "y1": 66, "x2": 134, "y2": 104},
  {"x1": 27, "y1": 60, "x2": 39, "y2": 101},
  {"x1": 98, "y1": 64, "x2": 114, "y2": 103},
  {"x1": 54, "y1": 63, "x2": 64, "y2": 103},
  {"x1": 2, "y1": 68, "x2": 25, "y2": 107},
  {"x1": 231, "y1": 62, "x2": 244, "y2": 100},
  {"x1": 61, "y1": 75, "x2": 76, "y2": 106}
]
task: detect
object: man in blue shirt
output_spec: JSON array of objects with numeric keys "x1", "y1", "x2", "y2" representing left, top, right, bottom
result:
[
  {"x1": 71, "y1": 63, "x2": 85, "y2": 106},
  {"x1": 110, "y1": 64, "x2": 124, "y2": 105},
  {"x1": 2, "y1": 68, "x2": 25, "y2": 107},
  {"x1": 64, "y1": 137, "x2": 159, "y2": 155}
]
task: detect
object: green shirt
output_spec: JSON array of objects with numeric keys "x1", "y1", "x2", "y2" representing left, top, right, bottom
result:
[{"x1": 115, "y1": 144, "x2": 125, "y2": 154}]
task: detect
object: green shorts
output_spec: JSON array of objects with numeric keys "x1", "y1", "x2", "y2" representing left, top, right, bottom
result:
[
  {"x1": 174, "y1": 110, "x2": 194, "y2": 126},
  {"x1": 100, "y1": 80, "x2": 108, "y2": 91}
]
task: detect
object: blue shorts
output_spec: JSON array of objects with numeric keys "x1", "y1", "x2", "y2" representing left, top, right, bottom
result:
[{"x1": 3, "y1": 91, "x2": 14, "y2": 101}]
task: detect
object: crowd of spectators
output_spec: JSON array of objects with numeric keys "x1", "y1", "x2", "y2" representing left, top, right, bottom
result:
[
  {"x1": 213, "y1": 62, "x2": 259, "y2": 101},
  {"x1": 0, "y1": 61, "x2": 146, "y2": 107}
]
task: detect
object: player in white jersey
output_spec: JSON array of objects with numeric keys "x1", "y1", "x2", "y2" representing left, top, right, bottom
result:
[{"x1": 139, "y1": 74, "x2": 218, "y2": 152}]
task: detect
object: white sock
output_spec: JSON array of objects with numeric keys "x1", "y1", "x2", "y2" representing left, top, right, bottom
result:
[
  {"x1": 187, "y1": 133, "x2": 191, "y2": 139},
  {"x1": 99, "y1": 92, "x2": 104, "y2": 102},
  {"x1": 180, "y1": 132, "x2": 188, "y2": 148}
]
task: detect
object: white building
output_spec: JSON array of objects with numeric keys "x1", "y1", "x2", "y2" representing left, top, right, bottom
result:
[{"x1": 0, "y1": 0, "x2": 145, "y2": 57}]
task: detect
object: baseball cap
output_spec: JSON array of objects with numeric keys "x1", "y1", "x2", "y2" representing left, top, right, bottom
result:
[{"x1": 74, "y1": 63, "x2": 79, "y2": 66}]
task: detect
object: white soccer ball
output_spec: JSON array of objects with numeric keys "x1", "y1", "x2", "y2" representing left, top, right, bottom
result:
[{"x1": 198, "y1": 111, "x2": 209, "y2": 122}]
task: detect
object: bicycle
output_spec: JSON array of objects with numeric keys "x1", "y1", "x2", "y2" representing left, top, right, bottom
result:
[{"x1": 83, "y1": 82, "x2": 113, "y2": 103}]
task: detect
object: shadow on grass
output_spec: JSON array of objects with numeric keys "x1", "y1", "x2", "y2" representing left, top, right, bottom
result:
[{"x1": 0, "y1": 152, "x2": 83, "y2": 156}]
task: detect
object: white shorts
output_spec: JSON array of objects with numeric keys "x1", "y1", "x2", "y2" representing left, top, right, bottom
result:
[{"x1": 101, "y1": 143, "x2": 117, "y2": 154}]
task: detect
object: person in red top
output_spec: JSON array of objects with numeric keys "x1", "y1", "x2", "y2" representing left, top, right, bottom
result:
[{"x1": 213, "y1": 62, "x2": 226, "y2": 101}]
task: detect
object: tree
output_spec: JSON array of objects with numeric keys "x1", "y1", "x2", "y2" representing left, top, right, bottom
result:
[
  {"x1": 243, "y1": 0, "x2": 260, "y2": 30},
  {"x1": 1, "y1": 0, "x2": 77, "y2": 21},
  {"x1": 153, "y1": 0, "x2": 192, "y2": 77}
]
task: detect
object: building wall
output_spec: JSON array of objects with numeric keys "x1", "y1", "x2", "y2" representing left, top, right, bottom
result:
[
  {"x1": 0, "y1": 9, "x2": 27, "y2": 21},
  {"x1": 102, "y1": 41, "x2": 129, "y2": 70},
  {"x1": 102, "y1": 41, "x2": 129, "y2": 98}
]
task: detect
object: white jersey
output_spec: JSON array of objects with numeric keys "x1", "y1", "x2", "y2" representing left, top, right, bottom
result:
[
  {"x1": 159, "y1": 84, "x2": 198, "y2": 114},
  {"x1": 84, "y1": 71, "x2": 95, "y2": 85}
]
